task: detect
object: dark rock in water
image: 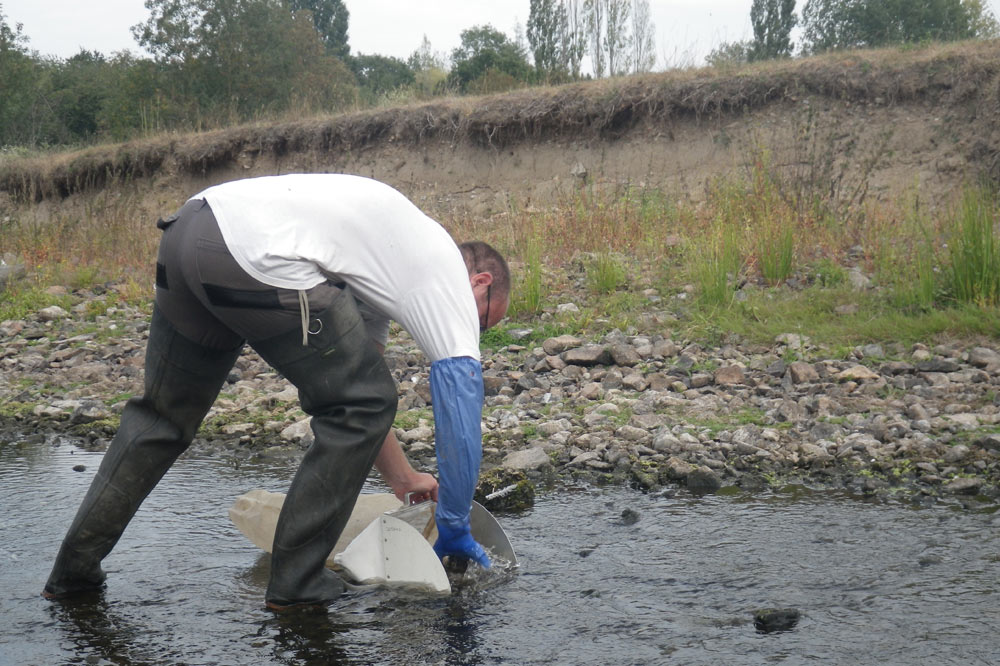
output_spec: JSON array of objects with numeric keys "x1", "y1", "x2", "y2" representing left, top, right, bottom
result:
[
  {"x1": 475, "y1": 469, "x2": 535, "y2": 512},
  {"x1": 737, "y1": 474, "x2": 769, "y2": 492},
  {"x1": 620, "y1": 508, "x2": 640, "y2": 525},
  {"x1": 72, "y1": 464, "x2": 87, "y2": 472},
  {"x1": 630, "y1": 467, "x2": 659, "y2": 491},
  {"x1": 754, "y1": 608, "x2": 801, "y2": 633},
  {"x1": 686, "y1": 466, "x2": 722, "y2": 494}
]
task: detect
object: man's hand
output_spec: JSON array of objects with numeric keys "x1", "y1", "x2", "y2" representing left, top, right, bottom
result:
[
  {"x1": 374, "y1": 429, "x2": 439, "y2": 503},
  {"x1": 391, "y1": 470, "x2": 439, "y2": 504},
  {"x1": 433, "y1": 522, "x2": 491, "y2": 569}
]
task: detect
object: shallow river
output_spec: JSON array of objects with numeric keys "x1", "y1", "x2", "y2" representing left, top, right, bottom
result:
[{"x1": 2, "y1": 435, "x2": 999, "y2": 665}]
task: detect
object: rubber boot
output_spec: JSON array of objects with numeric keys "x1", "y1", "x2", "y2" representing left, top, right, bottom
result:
[
  {"x1": 249, "y1": 289, "x2": 396, "y2": 609},
  {"x1": 43, "y1": 307, "x2": 241, "y2": 598}
]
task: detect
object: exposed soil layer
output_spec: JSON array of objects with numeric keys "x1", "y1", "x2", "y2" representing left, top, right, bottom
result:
[{"x1": 1, "y1": 41, "x2": 999, "y2": 219}]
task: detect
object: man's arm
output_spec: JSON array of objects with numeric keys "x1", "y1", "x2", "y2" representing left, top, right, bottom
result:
[
  {"x1": 370, "y1": 341, "x2": 439, "y2": 503},
  {"x1": 428, "y1": 355, "x2": 491, "y2": 568},
  {"x1": 373, "y1": 428, "x2": 438, "y2": 503}
]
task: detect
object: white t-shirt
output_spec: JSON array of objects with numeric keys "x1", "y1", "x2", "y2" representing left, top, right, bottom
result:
[{"x1": 194, "y1": 174, "x2": 480, "y2": 363}]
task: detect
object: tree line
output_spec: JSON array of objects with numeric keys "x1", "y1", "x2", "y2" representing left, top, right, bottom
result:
[
  {"x1": 0, "y1": 0, "x2": 997, "y2": 150},
  {"x1": 709, "y1": 0, "x2": 998, "y2": 65}
]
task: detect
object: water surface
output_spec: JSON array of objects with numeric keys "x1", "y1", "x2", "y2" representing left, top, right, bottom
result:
[{"x1": 2, "y1": 436, "x2": 998, "y2": 665}]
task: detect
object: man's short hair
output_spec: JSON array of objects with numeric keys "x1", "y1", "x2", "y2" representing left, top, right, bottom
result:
[{"x1": 459, "y1": 241, "x2": 510, "y2": 297}]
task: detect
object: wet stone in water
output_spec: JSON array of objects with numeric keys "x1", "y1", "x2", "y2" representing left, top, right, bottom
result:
[
  {"x1": 754, "y1": 608, "x2": 801, "y2": 633},
  {"x1": 686, "y1": 466, "x2": 722, "y2": 494},
  {"x1": 620, "y1": 508, "x2": 640, "y2": 525}
]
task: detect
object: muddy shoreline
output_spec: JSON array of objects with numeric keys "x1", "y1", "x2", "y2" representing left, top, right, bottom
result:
[{"x1": 3, "y1": 287, "x2": 999, "y2": 508}]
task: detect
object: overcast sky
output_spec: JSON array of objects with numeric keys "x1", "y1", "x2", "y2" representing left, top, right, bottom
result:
[{"x1": 4, "y1": 1, "x2": 1000, "y2": 69}]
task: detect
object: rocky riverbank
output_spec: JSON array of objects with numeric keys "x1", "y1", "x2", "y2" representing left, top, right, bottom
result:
[{"x1": 3, "y1": 287, "x2": 1000, "y2": 506}]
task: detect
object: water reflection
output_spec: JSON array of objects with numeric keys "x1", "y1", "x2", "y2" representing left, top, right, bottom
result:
[
  {"x1": 47, "y1": 592, "x2": 155, "y2": 665},
  {"x1": 263, "y1": 611, "x2": 354, "y2": 666},
  {"x1": 438, "y1": 600, "x2": 483, "y2": 666}
]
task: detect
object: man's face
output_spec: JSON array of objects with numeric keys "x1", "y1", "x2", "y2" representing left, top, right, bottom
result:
[{"x1": 471, "y1": 273, "x2": 507, "y2": 330}]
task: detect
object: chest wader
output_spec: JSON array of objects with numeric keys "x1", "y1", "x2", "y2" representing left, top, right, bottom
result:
[
  {"x1": 45, "y1": 198, "x2": 396, "y2": 609},
  {"x1": 246, "y1": 286, "x2": 397, "y2": 609},
  {"x1": 43, "y1": 306, "x2": 241, "y2": 598}
]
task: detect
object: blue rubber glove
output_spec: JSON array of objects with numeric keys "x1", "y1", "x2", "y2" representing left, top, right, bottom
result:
[
  {"x1": 429, "y1": 356, "x2": 491, "y2": 569},
  {"x1": 433, "y1": 522, "x2": 491, "y2": 569}
]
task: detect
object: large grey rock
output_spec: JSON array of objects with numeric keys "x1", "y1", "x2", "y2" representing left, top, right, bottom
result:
[
  {"x1": 483, "y1": 375, "x2": 509, "y2": 395},
  {"x1": 836, "y1": 365, "x2": 881, "y2": 382},
  {"x1": 652, "y1": 338, "x2": 679, "y2": 357},
  {"x1": 847, "y1": 267, "x2": 872, "y2": 290},
  {"x1": 568, "y1": 451, "x2": 601, "y2": 467},
  {"x1": 943, "y1": 477, "x2": 983, "y2": 495},
  {"x1": 714, "y1": 365, "x2": 745, "y2": 385},
  {"x1": 943, "y1": 444, "x2": 970, "y2": 463},
  {"x1": 37, "y1": 305, "x2": 69, "y2": 322},
  {"x1": 502, "y1": 446, "x2": 552, "y2": 471},
  {"x1": 399, "y1": 425, "x2": 433, "y2": 443},
  {"x1": 542, "y1": 335, "x2": 583, "y2": 355},
  {"x1": 622, "y1": 371, "x2": 649, "y2": 391},
  {"x1": 686, "y1": 466, "x2": 722, "y2": 493},
  {"x1": 917, "y1": 359, "x2": 962, "y2": 373},
  {"x1": 609, "y1": 344, "x2": 641, "y2": 367},
  {"x1": 799, "y1": 442, "x2": 834, "y2": 466},
  {"x1": 787, "y1": 361, "x2": 819, "y2": 383},
  {"x1": 660, "y1": 456, "x2": 694, "y2": 481},
  {"x1": 538, "y1": 418, "x2": 573, "y2": 436},
  {"x1": 968, "y1": 347, "x2": 1000, "y2": 368},
  {"x1": 616, "y1": 425, "x2": 650, "y2": 442},
  {"x1": 280, "y1": 418, "x2": 314, "y2": 444},
  {"x1": 652, "y1": 430, "x2": 682, "y2": 453},
  {"x1": 774, "y1": 399, "x2": 807, "y2": 423},
  {"x1": 70, "y1": 400, "x2": 111, "y2": 424},
  {"x1": 562, "y1": 345, "x2": 611, "y2": 366}
]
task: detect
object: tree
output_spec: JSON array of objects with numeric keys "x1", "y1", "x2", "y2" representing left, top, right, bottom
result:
[
  {"x1": 0, "y1": 5, "x2": 44, "y2": 146},
  {"x1": 284, "y1": 0, "x2": 349, "y2": 59},
  {"x1": 349, "y1": 53, "x2": 414, "y2": 103},
  {"x1": 528, "y1": 0, "x2": 567, "y2": 81},
  {"x1": 98, "y1": 51, "x2": 167, "y2": 139},
  {"x1": 585, "y1": 0, "x2": 606, "y2": 76},
  {"x1": 802, "y1": 0, "x2": 999, "y2": 53},
  {"x1": 50, "y1": 50, "x2": 109, "y2": 140},
  {"x1": 968, "y1": 0, "x2": 1000, "y2": 37},
  {"x1": 603, "y1": 0, "x2": 631, "y2": 76},
  {"x1": 749, "y1": 0, "x2": 797, "y2": 61},
  {"x1": 561, "y1": 0, "x2": 587, "y2": 78},
  {"x1": 408, "y1": 34, "x2": 447, "y2": 71},
  {"x1": 448, "y1": 25, "x2": 532, "y2": 93},
  {"x1": 800, "y1": 0, "x2": 850, "y2": 52},
  {"x1": 407, "y1": 35, "x2": 449, "y2": 98},
  {"x1": 585, "y1": 0, "x2": 639, "y2": 77},
  {"x1": 706, "y1": 40, "x2": 752, "y2": 68},
  {"x1": 630, "y1": 0, "x2": 656, "y2": 72},
  {"x1": 133, "y1": 0, "x2": 357, "y2": 124}
]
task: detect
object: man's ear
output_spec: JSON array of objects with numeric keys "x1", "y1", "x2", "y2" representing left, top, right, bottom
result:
[{"x1": 471, "y1": 271, "x2": 494, "y2": 287}]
